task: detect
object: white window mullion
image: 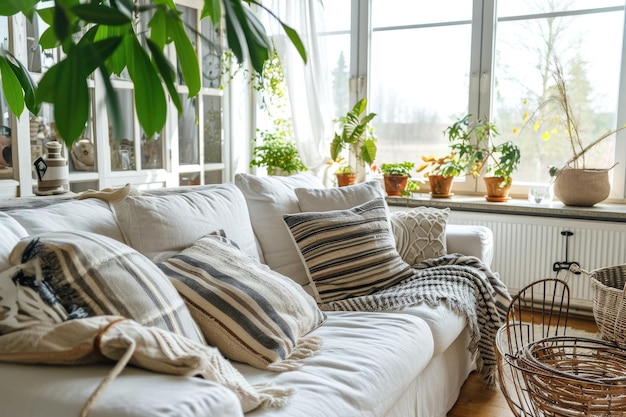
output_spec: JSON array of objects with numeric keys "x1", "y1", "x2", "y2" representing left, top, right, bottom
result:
[{"x1": 613, "y1": 3, "x2": 626, "y2": 199}]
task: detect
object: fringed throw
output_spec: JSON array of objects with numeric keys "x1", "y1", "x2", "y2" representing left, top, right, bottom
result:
[{"x1": 321, "y1": 254, "x2": 511, "y2": 388}]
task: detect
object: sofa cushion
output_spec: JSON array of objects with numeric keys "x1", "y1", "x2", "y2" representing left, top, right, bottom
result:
[
  {"x1": 158, "y1": 233, "x2": 326, "y2": 371},
  {"x1": 6, "y1": 199, "x2": 125, "y2": 242},
  {"x1": 235, "y1": 311, "x2": 435, "y2": 417},
  {"x1": 1, "y1": 231, "x2": 204, "y2": 344},
  {"x1": 390, "y1": 207, "x2": 449, "y2": 266},
  {"x1": 295, "y1": 180, "x2": 386, "y2": 212},
  {"x1": 0, "y1": 213, "x2": 27, "y2": 272},
  {"x1": 112, "y1": 183, "x2": 259, "y2": 261},
  {"x1": 399, "y1": 304, "x2": 467, "y2": 356},
  {"x1": 0, "y1": 316, "x2": 287, "y2": 413},
  {"x1": 234, "y1": 173, "x2": 325, "y2": 285},
  {"x1": 283, "y1": 198, "x2": 414, "y2": 304}
]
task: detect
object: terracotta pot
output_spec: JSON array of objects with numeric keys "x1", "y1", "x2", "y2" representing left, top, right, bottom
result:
[
  {"x1": 336, "y1": 173, "x2": 357, "y2": 187},
  {"x1": 483, "y1": 176, "x2": 512, "y2": 202},
  {"x1": 553, "y1": 168, "x2": 610, "y2": 207},
  {"x1": 428, "y1": 175, "x2": 454, "y2": 198},
  {"x1": 383, "y1": 174, "x2": 409, "y2": 196}
]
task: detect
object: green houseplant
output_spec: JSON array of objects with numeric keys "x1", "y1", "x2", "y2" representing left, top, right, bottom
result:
[
  {"x1": 330, "y1": 98, "x2": 377, "y2": 186},
  {"x1": 0, "y1": 1, "x2": 306, "y2": 148},
  {"x1": 416, "y1": 153, "x2": 463, "y2": 198},
  {"x1": 446, "y1": 114, "x2": 521, "y2": 201},
  {"x1": 380, "y1": 162, "x2": 417, "y2": 197},
  {"x1": 250, "y1": 130, "x2": 307, "y2": 175}
]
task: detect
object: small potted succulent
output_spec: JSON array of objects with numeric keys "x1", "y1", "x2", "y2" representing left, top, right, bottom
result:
[{"x1": 380, "y1": 161, "x2": 416, "y2": 196}]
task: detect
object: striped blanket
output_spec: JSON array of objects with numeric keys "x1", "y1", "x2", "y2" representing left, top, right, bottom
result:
[{"x1": 320, "y1": 254, "x2": 511, "y2": 388}]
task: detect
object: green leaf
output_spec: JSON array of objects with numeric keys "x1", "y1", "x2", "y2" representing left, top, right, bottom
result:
[
  {"x1": 146, "y1": 38, "x2": 182, "y2": 113},
  {"x1": 54, "y1": 53, "x2": 90, "y2": 146},
  {"x1": 4, "y1": 52, "x2": 40, "y2": 115},
  {"x1": 128, "y1": 37, "x2": 167, "y2": 138},
  {"x1": 0, "y1": 56, "x2": 24, "y2": 116},
  {"x1": 39, "y1": 26, "x2": 60, "y2": 49},
  {"x1": 37, "y1": 7, "x2": 55, "y2": 25},
  {"x1": 330, "y1": 134, "x2": 343, "y2": 161},
  {"x1": 148, "y1": 8, "x2": 167, "y2": 49},
  {"x1": 165, "y1": 10, "x2": 200, "y2": 97},
  {"x1": 98, "y1": 64, "x2": 123, "y2": 145},
  {"x1": 222, "y1": 0, "x2": 245, "y2": 66},
  {"x1": 53, "y1": 3, "x2": 71, "y2": 43},
  {"x1": 96, "y1": 25, "x2": 130, "y2": 76},
  {"x1": 361, "y1": 138, "x2": 377, "y2": 165},
  {"x1": 201, "y1": 0, "x2": 221, "y2": 26},
  {"x1": 280, "y1": 22, "x2": 306, "y2": 64},
  {"x1": 241, "y1": 6, "x2": 271, "y2": 72},
  {"x1": 36, "y1": 62, "x2": 60, "y2": 103},
  {"x1": 0, "y1": 0, "x2": 39, "y2": 16},
  {"x1": 71, "y1": 4, "x2": 132, "y2": 26}
]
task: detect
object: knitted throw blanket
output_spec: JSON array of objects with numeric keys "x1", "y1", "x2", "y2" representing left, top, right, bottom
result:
[{"x1": 320, "y1": 254, "x2": 511, "y2": 388}]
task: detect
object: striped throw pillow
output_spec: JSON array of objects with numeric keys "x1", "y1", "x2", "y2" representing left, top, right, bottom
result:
[
  {"x1": 283, "y1": 198, "x2": 415, "y2": 305},
  {"x1": 158, "y1": 234, "x2": 326, "y2": 371},
  {"x1": 4, "y1": 231, "x2": 204, "y2": 343}
]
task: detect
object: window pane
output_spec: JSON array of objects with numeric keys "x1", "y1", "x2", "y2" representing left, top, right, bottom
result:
[
  {"x1": 109, "y1": 89, "x2": 136, "y2": 171},
  {"x1": 370, "y1": 1, "x2": 472, "y2": 169},
  {"x1": 321, "y1": 0, "x2": 350, "y2": 119},
  {"x1": 179, "y1": 94, "x2": 199, "y2": 165},
  {"x1": 498, "y1": 1, "x2": 624, "y2": 18},
  {"x1": 372, "y1": 0, "x2": 472, "y2": 27},
  {"x1": 141, "y1": 128, "x2": 163, "y2": 169},
  {"x1": 203, "y1": 95, "x2": 222, "y2": 163},
  {"x1": 201, "y1": 19, "x2": 221, "y2": 89},
  {"x1": 492, "y1": 4, "x2": 624, "y2": 183},
  {"x1": 26, "y1": 7, "x2": 60, "y2": 73}
]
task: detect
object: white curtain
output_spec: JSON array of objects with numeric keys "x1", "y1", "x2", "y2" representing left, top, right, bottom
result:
[{"x1": 264, "y1": 0, "x2": 334, "y2": 174}]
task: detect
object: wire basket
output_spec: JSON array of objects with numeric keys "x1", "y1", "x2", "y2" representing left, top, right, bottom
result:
[
  {"x1": 590, "y1": 264, "x2": 626, "y2": 346},
  {"x1": 511, "y1": 336, "x2": 626, "y2": 416}
]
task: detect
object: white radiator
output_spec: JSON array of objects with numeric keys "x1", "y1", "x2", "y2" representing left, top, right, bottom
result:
[{"x1": 448, "y1": 211, "x2": 626, "y2": 315}]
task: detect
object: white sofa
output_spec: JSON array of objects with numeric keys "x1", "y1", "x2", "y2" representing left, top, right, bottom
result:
[{"x1": 0, "y1": 173, "x2": 495, "y2": 417}]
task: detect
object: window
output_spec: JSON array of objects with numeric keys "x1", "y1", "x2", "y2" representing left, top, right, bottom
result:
[{"x1": 322, "y1": 0, "x2": 626, "y2": 199}]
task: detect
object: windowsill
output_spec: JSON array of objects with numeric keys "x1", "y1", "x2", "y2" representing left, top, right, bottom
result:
[{"x1": 386, "y1": 193, "x2": 626, "y2": 222}]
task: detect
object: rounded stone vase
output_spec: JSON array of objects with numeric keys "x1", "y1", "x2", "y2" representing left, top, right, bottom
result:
[{"x1": 553, "y1": 168, "x2": 611, "y2": 207}]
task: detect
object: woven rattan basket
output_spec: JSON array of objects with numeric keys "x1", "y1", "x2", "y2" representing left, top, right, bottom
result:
[
  {"x1": 512, "y1": 336, "x2": 626, "y2": 416},
  {"x1": 591, "y1": 264, "x2": 626, "y2": 346}
]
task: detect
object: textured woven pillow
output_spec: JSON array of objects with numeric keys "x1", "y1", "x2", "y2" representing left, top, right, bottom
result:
[
  {"x1": 283, "y1": 198, "x2": 415, "y2": 305},
  {"x1": 390, "y1": 207, "x2": 449, "y2": 266},
  {"x1": 158, "y1": 234, "x2": 326, "y2": 371},
  {"x1": 1, "y1": 231, "x2": 204, "y2": 343}
]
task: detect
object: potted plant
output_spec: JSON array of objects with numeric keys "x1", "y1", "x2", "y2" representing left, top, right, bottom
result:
[
  {"x1": 532, "y1": 60, "x2": 626, "y2": 206},
  {"x1": 250, "y1": 130, "x2": 307, "y2": 176},
  {"x1": 330, "y1": 98, "x2": 377, "y2": 186},
  {"x1": 446, "y1": 115, "x2": 521, "y2": 202},
  {"x1": 416, "y1": 153, "x2": 463, "y2": 198},
  {"x1": 380, "y1": 162, "x2": 416, "y2": 196}
]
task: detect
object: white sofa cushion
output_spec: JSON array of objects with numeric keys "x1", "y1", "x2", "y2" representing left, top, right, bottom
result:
[
  {"x1": 236, "y1": 311, "x2": 434, "y2": 417},
  {"x1": 399, "y1": 304, "x2": 467, "y2": 357},
  {"x1": 6, "y1": 199, "x2": 125, "y2": 242},
  {"x1": 113, "y1": 184, "x2": 259, "y2": 262},
  {"x1": 234, "y1": 173, "x2": 325, "y2": 285},
  {"x1": 446, "y1": 224, "x2": 494, "y2": 266},
  {"x1": 2, "y1": 231, "x2": 204, "y2": 344},
  {"x1": 390, "y1": 207, "x2": 449, "y2": 266},
  {"x1": 283, "y1": 198, "x2": 414, "y2": 304},
  {"x1": 158, "y1": 233, "x2": 326, "y2": 371},
  {"x1": 0, "y1": 213, "x2": 27, "y2": 272},
  {"x1": 295, "y1": 180, "x2": 386, "y2": 212}
]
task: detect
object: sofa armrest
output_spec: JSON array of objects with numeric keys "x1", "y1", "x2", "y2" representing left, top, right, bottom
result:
[{"x1": 445, "y1": 224, "x2": 494, "y2": 266}]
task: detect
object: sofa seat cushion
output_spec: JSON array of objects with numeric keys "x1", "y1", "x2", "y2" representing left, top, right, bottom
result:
[
  {"x1": 0, "y1": 213, "x2": 27, "y2": 272},
  {"x1": 0, "y1": 363, "x2": 245, "y2": 417},
  {"x1": 236, "y1": 311, "x2": 434, "y2": 417},
  {"x1": 398, "y1": 304, "x2": 468, "y2": 357}
]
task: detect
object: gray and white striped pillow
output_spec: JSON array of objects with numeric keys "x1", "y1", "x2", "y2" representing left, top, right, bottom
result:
[
  {"x1": 4, "y1": 231, "x2": 204, "y2": 343},
  {"x1": 158, "y1": 234, "x2": 326, "y2": 371},
  {"x1": 283, "y1": 198, "x2": 415, "y2": 305}
]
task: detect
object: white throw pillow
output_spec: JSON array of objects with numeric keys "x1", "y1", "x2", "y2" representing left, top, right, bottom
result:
[
  {"x1": 0, "y1": 213, "x2": 27, "y2": 272},
  {"x1": 295, "y1": 180, "x2": 386, "y2": 212},
  {"x1": 112, "y1": 183, "x2": 260, "y2": 261},
  {"x1": 390, "y1": 207, "x2": 449, "y2": 266},
  {"x1": 234, "y1": 173, "x2": 325, "y2": 286},
  {"x1": 6, "y1": 199, "x2": 125, "y2": 242}
]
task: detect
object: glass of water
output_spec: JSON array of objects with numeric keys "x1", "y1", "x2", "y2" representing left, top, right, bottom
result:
[{"x1": 528, "y1": 185, "x2": 553, "y2": 204}]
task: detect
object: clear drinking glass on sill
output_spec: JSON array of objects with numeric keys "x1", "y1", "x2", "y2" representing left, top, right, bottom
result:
[{"x1": 528, "y1": 185, "x2": 553, "y2": 204}]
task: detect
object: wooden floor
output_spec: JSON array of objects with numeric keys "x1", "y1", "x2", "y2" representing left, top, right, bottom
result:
[{"x1": 446, "y1": 315, "x2": 599, "y2": 417}]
